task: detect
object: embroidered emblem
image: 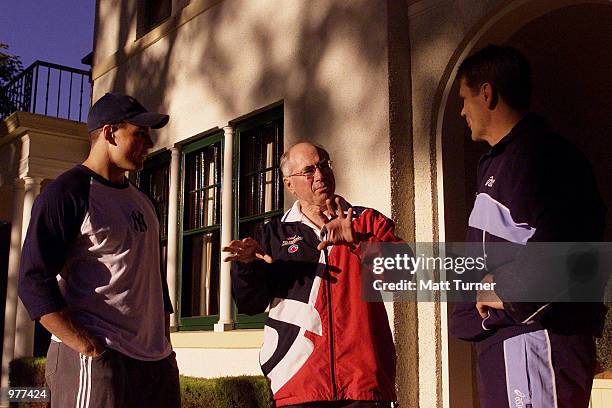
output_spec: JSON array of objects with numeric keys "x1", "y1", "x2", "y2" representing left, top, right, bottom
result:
[
  {"x1": 130, "y1": 210, "x2": 148, "y2": 232},
  {"x1": 485, "y1": 176, "x2": 496, "y2": 187},
  {"x1": 288, "y1": 244, "x2": 299, "y2": 253},
  {"x1": 282, "y1": 235, "x2": 303, "y2": 246}
]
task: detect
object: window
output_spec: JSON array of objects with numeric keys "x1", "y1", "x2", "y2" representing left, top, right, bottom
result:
[
  {"x1": 137, "y1": 151, "x2": 171, "y2": 275},
  {"x1": 177, "y1": 106, "x2": 283, "y2": 330},
  {"x1": 234, "y1": 106, "x2": 283, "y2": 328},
  {"x1": 236, "y1": 109, "x2": 284, "y2": 239},
  {"x1": 179, "y1": 133, "x2": 223, "y2": 328},
  {"x1": 140, "y1": 0, "x2": 172, "y2": 35},
  {"x1": 138, "y1": 154, "x2": 171, "y2": 238}
]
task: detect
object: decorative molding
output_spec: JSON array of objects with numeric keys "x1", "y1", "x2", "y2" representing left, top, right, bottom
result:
[
  {"x1": 1, "y1": 112, "x2": 89, "y2": 180},
  {"x1": 21, "y1": 156, "x2": 85, "y2": 180},
  {"x1": 0, "y1": 112, "x2": 88, "y2": 148}
]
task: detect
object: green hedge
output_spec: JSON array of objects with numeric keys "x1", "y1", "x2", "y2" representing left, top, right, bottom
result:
[
  {"x1": 9, "y1": 357, "x2": 272, "y2": 408},
  {"x1": 180, "y1": 375, "x2": 271, "y2": 408},
  {"x1": 8, "y1": 357, "x2": 47, "y2": 408},
  {"x1": 597, "y1": 306, "x2": 612, "y2": 372}
]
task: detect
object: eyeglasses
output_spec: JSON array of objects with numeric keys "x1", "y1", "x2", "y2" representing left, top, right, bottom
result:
[{"x1": 288, "y1": 160, "x2": 333, "y2": 178}]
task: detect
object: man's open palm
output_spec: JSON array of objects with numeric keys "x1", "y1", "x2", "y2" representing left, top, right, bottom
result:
[
  {"x1": 317, "y1": 197, "x2": 355, "y2": 250},
  {"x1": 223, "y1": 237, "x2": 273, "y2": 263}
]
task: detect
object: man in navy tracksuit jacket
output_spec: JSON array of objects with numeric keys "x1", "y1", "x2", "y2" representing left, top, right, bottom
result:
[{"x1": 450, "y1": 45, "x2": 607, "y2": 408}]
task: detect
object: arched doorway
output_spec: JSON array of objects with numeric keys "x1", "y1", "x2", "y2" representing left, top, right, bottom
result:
[{"x1": 436, "y1": 1, "x2": 612, "y2": 406}]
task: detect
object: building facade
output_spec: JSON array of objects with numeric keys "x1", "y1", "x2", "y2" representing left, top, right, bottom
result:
[{"x1": 2, "y1": 0, "x2": 610, "y2": 406}]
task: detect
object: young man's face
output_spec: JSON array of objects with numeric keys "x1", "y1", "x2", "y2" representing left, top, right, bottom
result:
[
  {"x1": 283, "y1": 143, "x2": 336, "y2": 208},
  {"x1": 459, "y1": 77, "x2": 491, "y2": 144},
  {"x1": 107, "y1": 123, "x2": 153, "y2": 171}
]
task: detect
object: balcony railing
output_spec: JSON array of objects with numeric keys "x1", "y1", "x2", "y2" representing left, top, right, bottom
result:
[{"x1": 0, "y1": 60, "x2": 91, "y2": 122}]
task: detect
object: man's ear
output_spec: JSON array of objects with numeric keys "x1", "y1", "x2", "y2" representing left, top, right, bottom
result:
[
  {"x1": 101, "y1": 125, "x2": 117, "y2": 146},
  {"x1": 481, "y1": 82, "x2": 498, "y2": 110},
  {"x1": 283, "y1": 176, "x2": 296, "y2": 196}
]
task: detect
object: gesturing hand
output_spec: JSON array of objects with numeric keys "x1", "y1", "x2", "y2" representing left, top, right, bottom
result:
[
  {"x1": 317, "y1": 197, "x2": 356, "y2": 251},
  {"x1": 222, "y1": 237, "x2": 273, "y2": 264}
]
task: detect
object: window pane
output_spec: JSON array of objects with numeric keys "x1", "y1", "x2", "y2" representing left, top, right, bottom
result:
[
  {"x1": 145, "y1": 0, "x2": 171, "y2": 30},
  {"x1": 180, "y1": 230, "x2": 220, "y2": 317},
  {"x1": 160, "y1": 239, "x2": 168, "y2": 277},
  {"x1": 239, "y1": 218, "x2": 277, "y2": 241},
  {"x1": 239, "y1": 117, "x2": 283, "y2": 218},
  {"x1": 184, "y1": 142, "x2": 221, "y2": 231},
  {"x1": 138, "y1": 158, "x2": 170, "y2": 238}
]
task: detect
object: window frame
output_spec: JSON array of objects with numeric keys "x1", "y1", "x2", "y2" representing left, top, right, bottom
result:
[
  {"x1": 176, "y1": 105, "x2": 284, "y2": 331},
  {"x1": 177, "y1": 131, "x2": 224, "y2": 331},
  {"x1": 138, "y1": 150, "x2": 171, "y2": 240},
  {"x1": 232, "y1": 106, "x2": 284, "y2": 329},
  {"x1": 138, "y1": 0, "x2": 173, "y2": 38}
]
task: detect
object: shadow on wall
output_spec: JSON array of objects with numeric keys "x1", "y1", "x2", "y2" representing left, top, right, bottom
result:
[{"x1": 98, "y1": 0, "x2": 390, "y2": 154}]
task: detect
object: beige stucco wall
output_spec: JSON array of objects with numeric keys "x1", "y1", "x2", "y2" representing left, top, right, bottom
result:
[
  {"x1": 399, "y1": 1, "x2": 504, "y2": 406},
  {"x1": 92, "y1": 0, "x2": 393, "y2": 216},
  {"x1": 171, "y1": 329, "x2": 263, "y2": 377}
]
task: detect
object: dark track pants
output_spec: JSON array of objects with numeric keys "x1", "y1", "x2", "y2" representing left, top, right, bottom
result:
[
  {"x1": 476, "y1": 329, "x2": 597, "y2": 408},
  {"x1": 45, "y1": 341, "x2": 180, "y2": 408}
]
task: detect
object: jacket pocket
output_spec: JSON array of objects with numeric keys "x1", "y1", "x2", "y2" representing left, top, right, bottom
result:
[{"x1": 44, "y1": 341, "x2": 60, "y2": 384}]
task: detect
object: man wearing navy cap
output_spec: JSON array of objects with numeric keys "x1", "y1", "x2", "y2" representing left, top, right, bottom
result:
[{"x1": 18, "y1": 93, "x2": 180, "y2": 407}]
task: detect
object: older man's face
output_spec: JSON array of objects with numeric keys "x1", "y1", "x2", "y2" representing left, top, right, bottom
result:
[{"x1": 283, "y1": 143, "x2": 335, "y2": 207}]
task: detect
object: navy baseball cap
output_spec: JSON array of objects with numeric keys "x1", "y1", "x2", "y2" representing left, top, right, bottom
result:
[{"x1": 87, "y1": 92, "x2": 169, "y2": 132}]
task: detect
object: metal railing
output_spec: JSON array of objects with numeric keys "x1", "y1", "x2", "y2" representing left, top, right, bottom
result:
[{"x1": 0, "y1": 60, "x2": 91, "y2": 122}]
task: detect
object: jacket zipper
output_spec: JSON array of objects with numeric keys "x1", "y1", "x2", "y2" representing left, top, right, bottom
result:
[
  {"x1": 482, "y1": 230, "x2": 488, "y2": 271},
  {"x1": 322, "y1": 238, "x2": 338, "y2": 400}
]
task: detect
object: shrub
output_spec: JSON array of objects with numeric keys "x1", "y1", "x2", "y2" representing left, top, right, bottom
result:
[
  {"x1": 596, "y1": 306, "x2": 612, "y2": 373},
  {"x1": 9, "y1": 357, "x2": 272, "y2": 407},
  {"x1": 181, "y1": 375, "x2": 272, "y2": 408},
  {"x1": 8, "y1": 357, "x2": 47, "y2": 408}
]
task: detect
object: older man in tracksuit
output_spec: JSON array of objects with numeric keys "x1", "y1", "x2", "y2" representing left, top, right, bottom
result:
[
  {"x1": 450, "y1": 45, "x2": 607, "y2": 408},
  {"x1": 224, "y1": 142, "x2": 398, "y2": 407}
]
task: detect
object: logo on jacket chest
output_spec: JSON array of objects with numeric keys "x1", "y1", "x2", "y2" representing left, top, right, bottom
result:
[
  {"x1": 282, "y1": 235, "x2": 303, "y2": 254},
  {"x1": 484, "y1": 176, "x2": 496, "y2": 188},
  {"x1": 281, "y1": 235, "x2": 303, "y2": 246}
]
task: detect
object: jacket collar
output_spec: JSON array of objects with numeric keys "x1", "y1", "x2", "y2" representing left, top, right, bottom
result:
[
  {"x1": 281, "y1": 195, "x2": 352, "y2": 226},
  {"x1": 488, "y1": 112, "x2": 547, "y2": 156}
]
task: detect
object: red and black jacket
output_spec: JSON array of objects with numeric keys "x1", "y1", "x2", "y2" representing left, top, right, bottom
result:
[{"x1": 231, "y1": 198, "x2": 398, "y2": 406}]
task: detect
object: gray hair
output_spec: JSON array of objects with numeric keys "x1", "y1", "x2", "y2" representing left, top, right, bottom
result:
[{"x1": 280, "y1": 141, "x2": 330, "y2": 176}]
